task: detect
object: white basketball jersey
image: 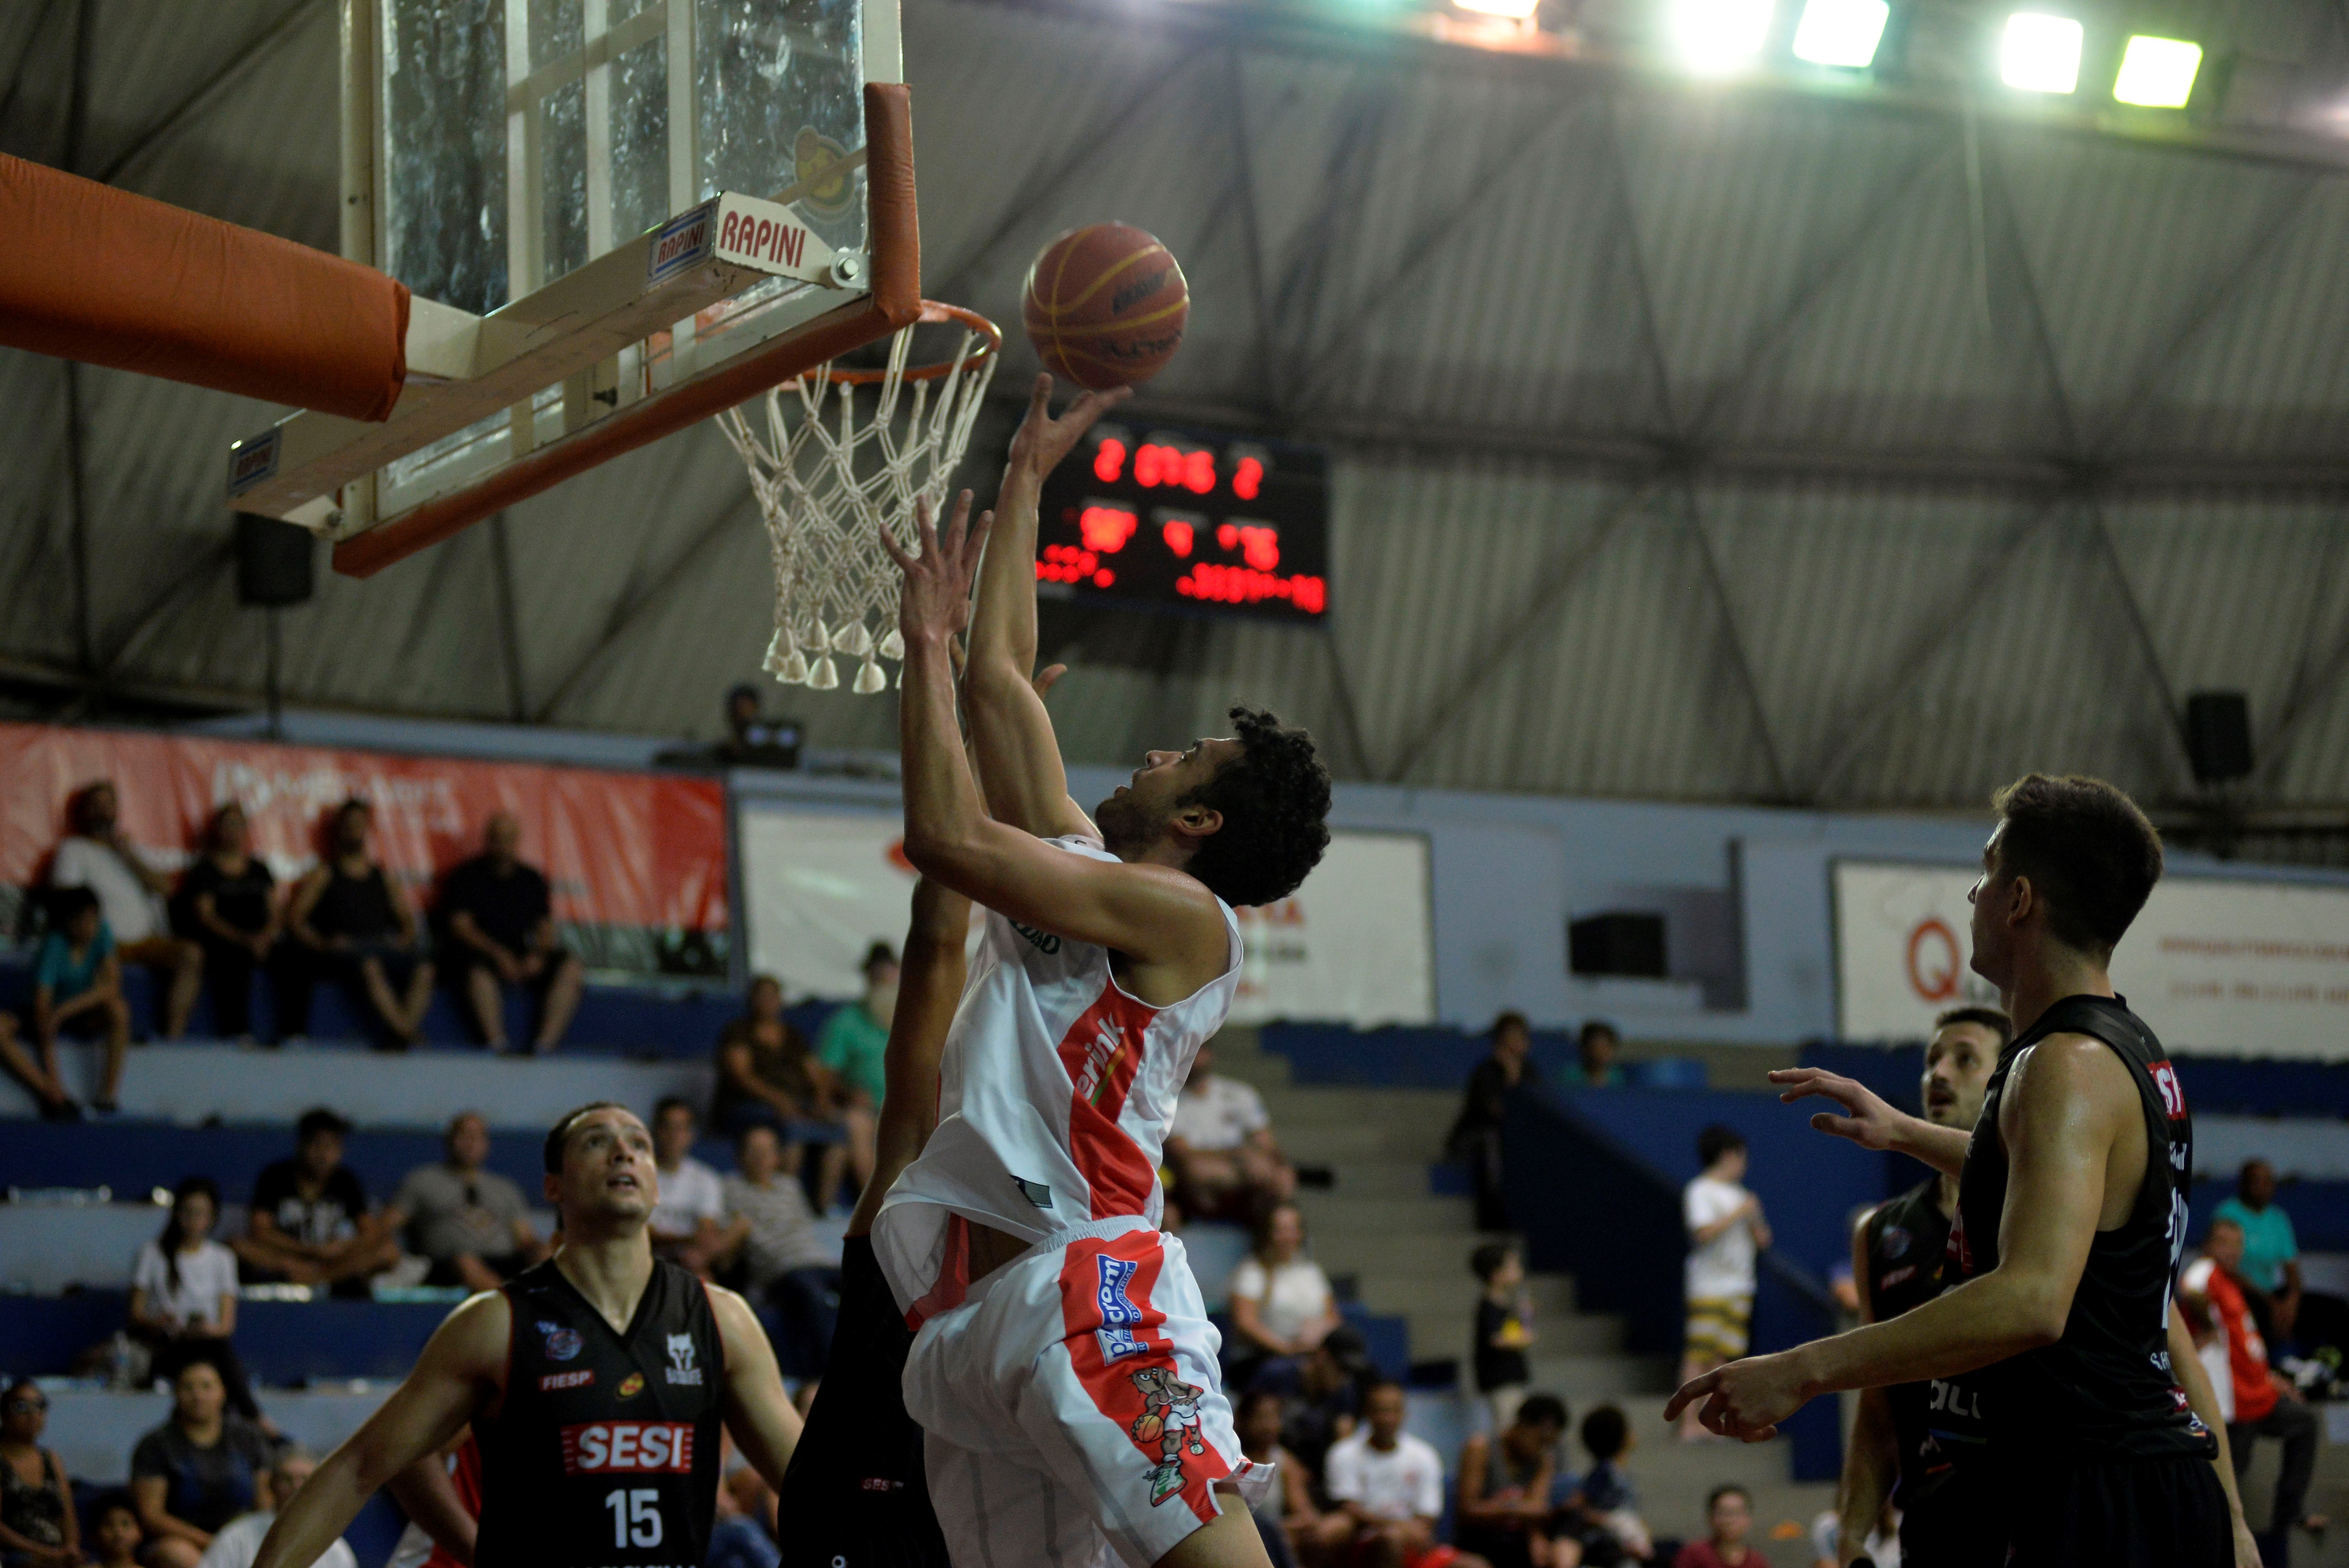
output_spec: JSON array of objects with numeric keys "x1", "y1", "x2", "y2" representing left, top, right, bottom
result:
[{"x1": 873, "y1": 835, "x2": 1244, "y2": 1326}]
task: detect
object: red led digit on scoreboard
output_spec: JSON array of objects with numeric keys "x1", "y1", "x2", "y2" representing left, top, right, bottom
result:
[
  {"x1": 1093, "y1": 439, "x2": 1126, "y2": 483},
  {"x1": 1232, "y1": 456, "x2": 1264, "y2": 501}
]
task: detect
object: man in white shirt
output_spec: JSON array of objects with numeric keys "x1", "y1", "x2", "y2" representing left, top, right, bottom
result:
[
  {"x1": 1323, "y1": 1383, "x2": 1476, "y2": 1568},
  {"x1": 1166, "y1": 1042, "x2": 1296, "y2": 1220},
  {"x1": 51, "y1": 780, "x2": 202, "y2": 1039},
  {"x1": 1678, "y1": 1124, "x2": 1769, "y2": 1441},
  {"x1": 194, "y1": 1450, "x2": 357, "y2": 1568},
  {"x1": 648, "y1": 1096, "x2": 743, "y2": 1276}
]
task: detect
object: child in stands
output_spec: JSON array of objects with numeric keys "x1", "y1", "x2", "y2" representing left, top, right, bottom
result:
[
  {"x1": 1561, "y1": 1405, "x2": 1652, "y2": 1564},
  {"x1": 90, "y1": 1493, "x2": 144, "y2": 1568},
  {"x1": 1471, "y1": 1241, "x2": 1536, "y2": 1431}
]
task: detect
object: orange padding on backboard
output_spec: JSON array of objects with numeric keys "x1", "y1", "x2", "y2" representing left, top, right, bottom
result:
[
  {"x1": 332, "y1": 80, "x2": 922, "y2": 579},
  {"x1": 0, "y1": 154, "x2": 408, "y2": 423}
]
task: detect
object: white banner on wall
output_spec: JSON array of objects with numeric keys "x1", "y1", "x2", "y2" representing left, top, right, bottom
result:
[
  {"x1": 739, "y1": 804, "x2": 1435, "y2": 1026},
  {"x1": 1834, "y1": 860, "x2": 2349, "y2": 1057}
]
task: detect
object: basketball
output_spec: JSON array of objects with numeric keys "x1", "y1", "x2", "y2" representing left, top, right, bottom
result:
[
  {"x1": 1135, "y1": 1414, "x2": 1164, "y2": 1442},
  {"x1": 1021, "y1": 223, "x2": 1189, "y2": 390}
]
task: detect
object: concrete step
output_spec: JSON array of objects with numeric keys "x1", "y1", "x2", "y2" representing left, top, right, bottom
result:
[
  {"x1": 1387, "y1": 1304, "x2": 1627, "y2": 1360},
  {"x1": 1277, "y1": 1122, "x2": 1444, "y2": 1165},
  {"x1": 1528, "y1": 1352, "x2": 1678, "y2": 1400},
  {"x1": 1255, "y1": 1085, "x2": 1458, "y2": 1130},
  {"x1": 1356, "y1": 1274, "x2": 1583, "y2": 1320},
  {"x1": 1308, "y1": 1228, "x2": 1491, "y2": 1281},
  {"x1": 1323, "y1": 1160, "x2": 1438, "y2": 1199},
  {"x1": 1296, "y1": 1191, "x2": 1475, "y2": 1238}
]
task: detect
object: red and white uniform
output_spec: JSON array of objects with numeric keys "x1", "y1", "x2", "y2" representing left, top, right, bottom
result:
[{"x1": 873, "y1": 834, "x2": 1264, "y2": 1568}]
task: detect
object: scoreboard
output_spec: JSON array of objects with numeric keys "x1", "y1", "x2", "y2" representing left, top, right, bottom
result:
[{"x1": 1034, "y1": 421, "x2": 1330, "y2": 624}]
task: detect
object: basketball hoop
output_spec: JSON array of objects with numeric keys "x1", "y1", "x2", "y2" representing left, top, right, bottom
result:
[{"x1": 718, "y1": 300, "x2": 1001, "y2": 693}]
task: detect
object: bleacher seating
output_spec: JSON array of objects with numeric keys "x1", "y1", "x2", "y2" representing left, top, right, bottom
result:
[{"x1": 1261, "y1": 1022, "x2": 1706, "y2": 1089}]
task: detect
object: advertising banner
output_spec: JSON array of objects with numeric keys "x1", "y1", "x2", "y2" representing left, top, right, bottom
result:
[
  {"x1": 1834, "y1": 859, "x2": 2349, "y2": 1057},
  {"x1": 738, "y1": 802, "x2": 1435, "y2": 1023},
  {"x1": 0, "y1": 724, "x2": 727, "y2": 931}
]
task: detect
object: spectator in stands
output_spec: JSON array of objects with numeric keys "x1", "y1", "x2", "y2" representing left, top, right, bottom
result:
[
  {"x1": 437, "y1": 813, "x2": 585, "y2": 1053},
  {"x1": 710, "y1": 976, "x2": 853, "y2": 1212},
  {"x1": 285, "y1": 800, "x2": 433, "y2": 1048},
  {"x1": 1457, "y1": 1393, "x2": 1571, "y2": 1568},
  {"x1": 1324, "y1": 1382, "x2": 1487, "y2": 1568},
  {"x1": 1561, "y1": 1022, "x2": 1624, "y2": 1089},
  {"x1": 174, "y1": 804, "x2": 281, "y2": 1045},
  {"x1": 1449, "y1": 1012, "x2": 1543, "y2": 1232},
  {"x1": 1566, "y1": 1404, "x2": 1652, "y2": 1564},
  {"x1": 1228, "y1": 1202, "x2": 1341, "y2": 1387},
  {"x1": 88, "y1": 1493, "x2": 143, "y2": 1568},
  {"x1": 52, "y1": 780, "x2": 202, "y2": 1041},
  {"x1": 1672, "y1": 1485, "x2": 1765, "y2": 1568},
  {"x1": 386, "y1": 1113, "x2": 546, "y2": 1291},
  {"x1": 2215, "y1": 1158, "x2": 2303, "y2": 1342},
  {"x1": 649, "y1": 1096, "x2": 744, "y2": 1275},
  {"x1": 1677, "y1": 1125, "x2": 1767, "y2": 1442},
  {"x1": 129, "y1": 1357, "x2": 275, "y2": 1568},
  {"x1": 1237, "y1": 1389, "x2": 1321, "y2": 1568},
  {"x1": 2181, "y1": 1217, "x2": 2326, "y2": 1564},
  {"x1": 130, "y1": 1177, "x2": 264, "y2": 1425},
  {"x1": 1472, "y1": 1240, "x2": 1537, "y2": 1431},
  {"x1": 233, "y1": 1108, "x2": 401, "y2": 1296},
  {"x1": 816, "y1": 941, "x2": 896, "y2": 1187},
  {"x1": 1276, "y1": 1327, "x2": 1368, "y2": 1493},
  {"x1": 27, "y1": 886, "x2": 129, "y2": 1114},
  {"x1": 1, "y1": 1379, "x2": 79, "y2": 1568},
  {"x1": 722, "y1": 1123, "x2": 840, "y2": 1374},
  {"x1": 1169, "y1": 1041, "x2": 1296, "y2": 1222},
  {"x1": 191, "y1": 1449, "x2": 354, "y2": 1568}
]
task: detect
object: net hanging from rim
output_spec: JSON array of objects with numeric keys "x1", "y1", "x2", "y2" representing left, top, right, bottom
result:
[{"x1": 718, "y1": 301, "x2": 1002, "y2": 693}]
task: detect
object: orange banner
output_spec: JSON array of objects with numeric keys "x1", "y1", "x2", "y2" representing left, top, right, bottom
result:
[{"x1": 0, "y1": 725, "x2": 726, "y2": 930}]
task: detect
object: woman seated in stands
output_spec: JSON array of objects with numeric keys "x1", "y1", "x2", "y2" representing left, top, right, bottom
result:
[
  {"x1": 128, "y1": 1358, "x2": 275, "y2": 1568},
  {"x1": 1, "y1": 1378, "x2": 80, "y2": 1568},
  {"x1": 709, "y1": 974, "x2": 859, "y2": 1212},
  {"x1": 173, "y1": 805, "x2": 283, "y2": 1046},
  {"x1": 128, "y1": 1177, "x2": 267, "y2": 1427},
  {"x1": 284, "y1": 799, "x2": 433, "y2": 1048},
  {"x1": 1227, "y1": 1202, "x2": 1342, "y2": 1391}
]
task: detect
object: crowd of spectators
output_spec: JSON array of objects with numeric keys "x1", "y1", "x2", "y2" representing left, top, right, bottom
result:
[
  {"x1": 0, "y1": 785, "x2": 601, "y2": 1105},
  {"x1": 1169, "y1": 1041, "x2": 1297, "y2": 1222}
]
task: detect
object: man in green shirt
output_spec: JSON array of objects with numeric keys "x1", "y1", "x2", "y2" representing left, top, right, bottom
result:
[
  {"x1": 2213, "y1": 1157, "x2": 2303, "y2": 1340},
  {"x1": 1558, "y1": 1020, "x2": 1626, "y2": 1089},
  {"x1": 818, "y1": 941, "x2": 897, "y2": 1112}
]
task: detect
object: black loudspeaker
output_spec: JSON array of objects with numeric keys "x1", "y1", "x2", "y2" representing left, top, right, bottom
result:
[
  {"x1": 1569, "y1": 912, "x2": 1668, "y2": 978},
  {"x1": 235, "y1": 513, "x2": 314, "y2": 607},
  {"x1": 2183, "y1": 691, "x2": 2253, "y2": 784}
]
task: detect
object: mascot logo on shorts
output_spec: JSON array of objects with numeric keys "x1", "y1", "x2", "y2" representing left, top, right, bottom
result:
[{"x1": 1128, "y1": 1367, "x2": 1208, "y2": 1506}]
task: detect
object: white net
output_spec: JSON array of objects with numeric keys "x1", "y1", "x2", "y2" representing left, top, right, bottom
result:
[{"x1": 718, "y1": 309, "x2": 1000, "y2": 693}]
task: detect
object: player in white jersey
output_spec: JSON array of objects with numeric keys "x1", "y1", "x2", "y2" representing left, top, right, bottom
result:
[{"x1": 875, "y1": 374, "x2": 1334, "y2": 1568}]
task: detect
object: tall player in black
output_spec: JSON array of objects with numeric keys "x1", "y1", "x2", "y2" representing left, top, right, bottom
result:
[
  {"x1": 1833, "y1": 1006, "x2": 2003, "y2": 1568},
  {"x1": 250, "y1": 1103, "x2": 806, "y2": 1568},
  {"x1": 1670, "y1": 774, "x2": 2258, "y2": 1568},
  {"x1": 773, "y1": 871, "x2": 971, "y2": 1568}
]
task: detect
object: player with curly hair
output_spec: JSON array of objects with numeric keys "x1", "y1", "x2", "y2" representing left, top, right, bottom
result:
[{"x1": 872, "y1": 372, "x2": 1333, "y2": 1568}]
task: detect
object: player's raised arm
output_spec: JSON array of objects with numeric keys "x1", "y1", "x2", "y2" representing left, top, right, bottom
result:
[
  {"x1": 252, "y1": 1292, "x2": 506, "y2": 1568},
  {"x1": 884, "y1": 495, "x2": 1228, "y2": 984},
  {"x1": 963, "y1": 373, "x2": 1128, "y2": 840},
  {"x1": 709, "y1": 1285, "x2": 805, "y2": 1486},
  {"x1": 848, "y1": 872, "x2": 971, "y2": 1236}
]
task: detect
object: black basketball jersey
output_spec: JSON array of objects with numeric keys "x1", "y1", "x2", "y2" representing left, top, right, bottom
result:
[
  {"x1": 475, "y1": 1258, "x2": 725, "y2": 1568},
  {"x1": 774, "y1": 1236, "x2": 949, "y2": 1568},
  {"x1": 1945, "y1": 994, "x2": 2215, "y2": 1468}
]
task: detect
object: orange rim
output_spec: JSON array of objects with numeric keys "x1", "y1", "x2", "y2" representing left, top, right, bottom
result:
[{"x1": 797, "y1": 300, "x2": 1000, "y2": 387}]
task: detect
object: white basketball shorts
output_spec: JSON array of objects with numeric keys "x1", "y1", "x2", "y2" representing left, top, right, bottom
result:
[{"x1": 902, "y1": 1215, "x2": 1272, "y2": 1568}]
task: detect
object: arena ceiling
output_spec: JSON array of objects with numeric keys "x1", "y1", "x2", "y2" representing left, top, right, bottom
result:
[{"x1": 4, "y1": 0, "x2": 2349, "y2": 857}]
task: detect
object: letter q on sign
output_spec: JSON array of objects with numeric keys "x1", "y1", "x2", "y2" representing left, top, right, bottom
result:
[{"x1": 1907, "y1": 918, "x2": 1961, "y2": 1003}]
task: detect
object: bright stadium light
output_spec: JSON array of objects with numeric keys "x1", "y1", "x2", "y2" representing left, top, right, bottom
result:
[
  {"x1": 1792, "y1": 0, "x2": 1889, "y2": 67},
  {"x1": 1668, "y1": 0, "x2": 1775, "y2": 74},
  {"x1": 2113, "y1": 35, "x2": 2202, "y2": 106},
  {"x1": 2001, "y1": 12, "x2": 2083, "y2": 93}
]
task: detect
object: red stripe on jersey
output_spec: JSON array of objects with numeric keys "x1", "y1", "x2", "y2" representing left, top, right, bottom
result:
[
  {"x1": 1055, "y1": 981, "x2": 1162, "y2": 1219},
  {"x1": 1055, "y1": 1231, "x2": 1230, "y2": 1524},
  {"x1": 906, "y1": 1213, "x2": 974, "y2": 1330}
]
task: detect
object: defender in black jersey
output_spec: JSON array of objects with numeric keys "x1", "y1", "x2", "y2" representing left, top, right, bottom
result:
[
  {"x1": 1674, "y1": 775, "x2": 2256, "y2": 1568},
  {"x1": 774, "y1": 875, "x2": 969, "y2": 1568},
  {"x1": 1836, "y1": 1007, "x2": 2003, "y2": 1568},
  {"x1": 251, "y1": 1103, "x2": 806, "y2": 1568}
]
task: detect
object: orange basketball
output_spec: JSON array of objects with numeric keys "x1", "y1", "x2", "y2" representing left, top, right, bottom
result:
[{"x1": 1022, "y1": 223, "x2": 1189, "y2": 391}]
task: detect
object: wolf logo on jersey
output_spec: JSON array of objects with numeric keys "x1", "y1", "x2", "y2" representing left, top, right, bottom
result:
[{"x1": 1129, "y1": 1367, "x2": 1207, "y2": 1505}]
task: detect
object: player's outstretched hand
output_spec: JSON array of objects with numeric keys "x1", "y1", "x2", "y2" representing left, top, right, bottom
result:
[
  {"x1": 1006, "y1": 372, "x2": 1132, "y2": 482},
  {"x1": 885, "y1": 490, "x2": 993, "y2": 644},
  {"x1": 1662, "y1": 1352, "x2": 1807, "y2": 1442},
  {"x1": 1768, "y1": 1067, "x2": 1908, "y2": 1152}
]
